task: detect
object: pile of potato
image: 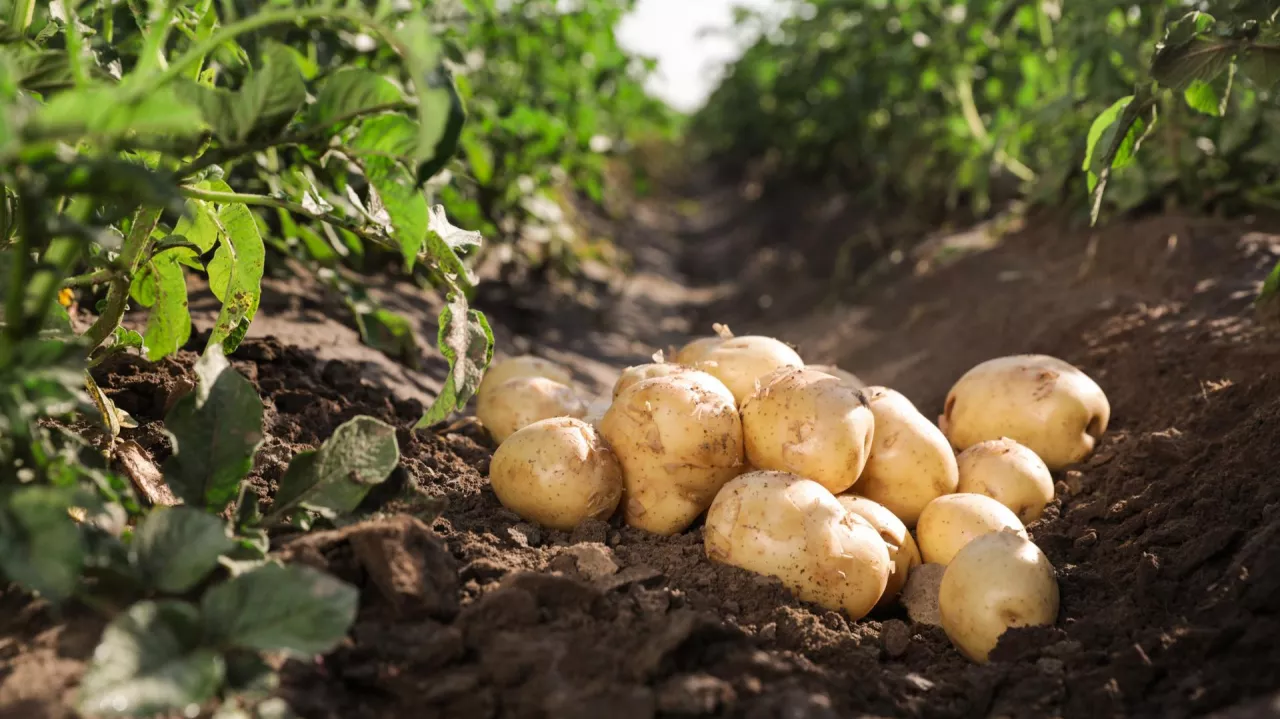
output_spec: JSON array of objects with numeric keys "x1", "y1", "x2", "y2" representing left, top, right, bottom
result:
[{"x1": 475, "y1": 325, "x2": 1110, "y2": 664}]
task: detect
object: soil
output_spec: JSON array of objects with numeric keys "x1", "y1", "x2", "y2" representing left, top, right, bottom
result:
[{"x1": 6, "y1": 169, "x2": 1280, "y2": 719}]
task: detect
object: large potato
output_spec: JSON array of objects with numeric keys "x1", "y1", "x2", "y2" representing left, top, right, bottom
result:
[
  {"x1": 940, "y1": 354, "x2": 1110, "y2": 469},
  {"x1": 939, "y1": 529, "x2": 1059, "y2": 663},
  {"x1": 695, "y1": 335, "x2": 804, "y2": 405},
  {"x1": 674, "y1": 336, "x2": 725, "y2": 366},
  {"x1": 489, "y1": 417, "x2": 623, "y2": 531},
  {"x1": 477, "y1": 355, "x2": 573, "y2": 398},
  {"x1": 854, "y1": 386, "x2": 958, "y2": 527},
  {"x1": 740, "y1": 367, "x2": 874, "y2": 494},
  {"x1": 706, "y1": 471, "x2": 891, "y2": 620},
  {"x1": 476, "y1": 376, "x2": 586, "y2": 445},
  {"x1": 613, "y1": 362, "x2": 692, "y2": 399},
  {"x1": 807, "y1": 364, "x2": 866, "y2": 389},
  {"x1": 916, "y1": 493, "x2": 1027, "y2": 566},
  {"x1": 837, "y1": 495, "x2": 921, "y2": 610},
  {"x1": 599, "y1": 371, "x2": 744, "y2": 535},
  {"x1": 956, "y1": 438, "x2": 1055, "y2": 523}
]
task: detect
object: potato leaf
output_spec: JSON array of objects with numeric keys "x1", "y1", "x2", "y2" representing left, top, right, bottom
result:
[
  {"x1": 266, "y1": 415, "x2": 400, "y2": 522},
  {"x1": 207, "y1": 196, "x2": 265, "y2": 353},
  {"x1": 1240, "y1": 43, "x2": 1280, "y2": 89},
  {"x1": 1152, "y1": 37, "x2": 1239, "y2": 92},
  {"x1": 142, "y1": 248, "x2": 195, "y2": 361},
  {"x1": 200, "y1": 563, "x2": 358, "y2": 657},
  {"x1": 1082, "y1": 89, "x2": 1159, "y2": 225},
  {"x1": 354, "y1": 116, "x2": 429, "y2": 269},
  {"x1": 232, "y1": 43, "x2": 307, "y2": 141},
  {"x1": 163, "y1": 344, "x2": 264, "y2": 512},
  {"x1": 131, "y1": 507, "x2": 236, "y2": 594},
  {"x1": 308, "y1": 68, "x2": 403, "y2": 130},
  {"x1": 173, "y1": 199, "x2": 220, "y2": 253},
  {"x1": 1183, "y1": 63, "x2": 1235, "y2": 116},
  {"x1": 0, "y1": 485, "x2": 85, "y2": 603},
  {"x1": 76, "y1": 601, "x2": 224, "y2": 718},
  {"x1": 416, "y1": 293, "x2": 493, "y2": 428}
]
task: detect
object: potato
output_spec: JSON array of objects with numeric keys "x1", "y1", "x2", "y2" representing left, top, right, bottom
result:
[
  {"x1": 807, "y1": 363, "x2": 866, "y2": 389},
  {"x1": 956, "y1": 438, "x2": 1055, "y2": 523},
  {"x1": 706, "y1": 470, "x2": 891, "y2": 620},
  {"x1": 488, "y1": 417, "x2": 623, "y2": 531},
  {"x1": 613, "y1": 362, "x2": 692, "y2": 399},
  {"x1": 939, "y1": 529, "x2": 1059, "y2": 663},
  {"x1": 695, "y1": 335, "x2": 804, "y2": 405},
  {"x1": 673, "y1": 336, "x2": 725, "y2": 366},
  {"x1": 740, "y1": 367, "x2": 874, "y2": 494},
  {"x1": 476, "y1": 376, "x2": 586, "y2": 445},
  {"x1": 940, "y1": 354, "x2": 1110, "y2": 470},
  {"x1": 916, "y1": 493, "x2": 1028, "y2": 566},
  {"x1": 477, "y1": 355, "x2": 573, "y2": 399},
  {"x1": 854, "y1": 386, "x2": 958, "y2": 527},
  {"x1": 599, "y1": 371, "x2": 744, "y2": 535},
  {"x1": 837, "y1": 495, "x2": 921, "y2": 610}
]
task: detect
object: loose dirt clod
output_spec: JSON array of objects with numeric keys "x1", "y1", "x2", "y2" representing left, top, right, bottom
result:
[{"x1": 901, "y1": 563, "x2": 946, "y2": 626}]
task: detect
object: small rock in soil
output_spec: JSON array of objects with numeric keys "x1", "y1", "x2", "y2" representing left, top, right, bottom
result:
[
  {"x1": 656, "y1": 673, "x2": 736, "y2": 715},
  {"x1": 1037, "y1": 657, "x2": 1066, "y2": 675},
  {"x1": 901, "y1": 563, "x2": 945, "y2": 626},
  {"x1": 346, "y1": 515, "x2": 461, "y2": 620},
  {"x1": 508, "y1": 523, "x2": 541, "y2": 547},
  {"x1": 880, "y1": 619, "x2": 911, "y2": 658},
  {"x1": 562, "y1": 543, "x2": 620, "y2": 580}
]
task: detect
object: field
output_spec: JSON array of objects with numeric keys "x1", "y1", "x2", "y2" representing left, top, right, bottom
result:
[{"x1": 5, "y1": 2, "x2": 1280, "y2": 718}]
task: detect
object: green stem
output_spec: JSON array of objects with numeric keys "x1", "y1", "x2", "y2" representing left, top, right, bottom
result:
[
  {"x1": 62, "y1": 269, "x2": 118, "y2": 288},
  {"x1": 179, "y1": 186, "x2": 398, "y2": 253},
  {"x1": 63, "y1": 7, "x2": 89, "y2": 86},
  {"x1": 9, "y1": 0, "x2": 34, "y2": 31},
  {"x1": 82, "y1": 207, "x2": 163, "y2": 351},
  {"x1": 138, "y1": 4, "x2": 177, "y2": 74}
]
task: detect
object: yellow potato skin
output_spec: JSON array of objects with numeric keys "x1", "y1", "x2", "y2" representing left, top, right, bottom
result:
[
  {"x1": 477, "y1": 355, "x2": 573, "y2": 399},
  {"x1": 806, "y1": 364, "x2": 866, "y2": 389},
  {"x1": 599, "y1": 371, "x2": 744, "y2": 535},
  {"x1": 488, "y1": 417, "x2": 623, "y2": 531},
  {"x1": 740, "y1": 367, "x2": 875, "y2": 495},
  {"x1": 956, "y1": 438, "x2": 1055, "y2": 523},
  {"x1": 695, "y1": 336, "x2": 804, "y2": 406},
  {"x1": 674, "y1": 336, "x2": 725, "y2": 366},
  {"x1": 939, "y1": 530, "x2": 1059, "y2": 663},
  {"x1": 855, "y1": 387, "x2": 959, "y2": 527},
  {"x1": 706, "y1": 471, "x2": 891, "y2": 620},
  {"x1": 917, "y1": 493, "x2": 1028, "y2": 566},
  {"x1": 940, "y1": 354, "x2": 1110, "y2": 470},
  {"x1": 837, "y1": 495, "x2": 921, "y2": 610},
  {"x1": 476, "y1": 376, "x2": 586, "y2": 445},
  {"x1": 613, "y1": 362, "x2": 692, "y2": 399}
]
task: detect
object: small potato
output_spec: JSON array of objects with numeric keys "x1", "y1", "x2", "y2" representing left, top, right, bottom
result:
[
  {"x1": 613, "y1": 362, "x2": 692, "y2": 399},
  {"x1": 600, "y1": 371, "x2": 744, "y2": 535},
  {"x1": 674, "y1": 336, "x2": 726, "y2": 366},
  {"x1": 855, "y1": 387, "x2": 958, "y2": 527},
  {"x1": 939, "y1": 530, "x2": 1059, "y2": 663},
  {"x1": 940, "y1": 354, "x2": 1110, "y2": 470},
  {"x1": 477, "y1": 355, "x2": 573, "y2": 399},
  {"x1": 695, "y1": 335, "x2": 804, "y2": 405},
  {"x1": 837, "y1": 495, "x2": 921, "y2": 610},
  {"x1": 476, "y1": 376, "x2": 586, "y2": 445},
  {"x1": 740, "y1": 367, "x2": 874, "y2": 494},
  {"x1": 807, "y1": 364, "x2": 866, "y2": 389},
  {"x1": 956, "y1": 438, "x2": 1055, "y2": 523},
  {"x1": 488, "y1": 417, "x2": 623, "y2": 531},
  {"x1": 916, "y1": 493, "x2": 1028, "y2": 566},
  {"x1": 706, "y1": 470, "x2": 891, "y2": 620}
]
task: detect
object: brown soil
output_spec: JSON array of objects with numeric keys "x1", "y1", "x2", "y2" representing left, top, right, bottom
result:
[{"x1": 6, "y1": 173, "x2": 1280, "y2": 719}]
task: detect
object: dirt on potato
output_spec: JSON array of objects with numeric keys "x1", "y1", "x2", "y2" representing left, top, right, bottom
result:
[{"x1": 5, "y1": 176, "x2": 1280, "y2": 719}]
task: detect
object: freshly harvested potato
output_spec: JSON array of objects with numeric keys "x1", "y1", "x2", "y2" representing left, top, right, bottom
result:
[
  {"x1": 477, "y1": 355, "x2": 573, "y2": 398},
  {"x1": 674, "y1": 336, "x2": 725, "y2": 366},
  {"x1": 476, "y1": 376, "x2": 586, "y2": 445},
  {"x1": 706, "y1": 470, "x2": 891, "y2": 620},
  {"x1": 599, "y1": 371, "x2": 744, "y2": 535},
  {"x1": 695, "y1": 335, "x2": 804, "y2": 405},
  {"x1": 837, "y1": 495, "x2": 921, "y2": 610},
  {"x1": 613, "y1": 362, "x2": 692, "y2": 399},
  {"x1": 939, "y1": 529, "x2": 1059, "y2": 663},
  {"x1": 940, "y1": 354, "x2": 1110, "y2": 470},
  {"x1": 916, "y1": 493, "x2": 1028, "y2": 566},
  {"x1": 855, "y1": 386, "x2": 958, "y2": 527},
  {"x1": 807, "y1": 364, "x2": 866, "y2": 389},
  {"x1": 956, "y1": 438, "x2": 1055, "y2": 523},
  {"x1": 740, "y1": 367, "x2": 874, "y2": 494},
  {"x1": 488, "y1": 417, "x2": 623, "y2": 531}
]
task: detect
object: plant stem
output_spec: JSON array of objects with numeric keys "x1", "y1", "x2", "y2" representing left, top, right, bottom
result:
[
  {"x1": 62, "y1": 269, "x2": 118, "y2": 288},
  {"x1": 9, "y1": 0, "x2": 34, "y2": 31},
  {"x1": 178, "y1": 186, "x2": 399, "y2": 253},
  {"x1": 82, "y1": 207, "x2": 163, "y2": 351},
  {"x1": 63, "y1": 7, "x2": 89, "y2": 86}
]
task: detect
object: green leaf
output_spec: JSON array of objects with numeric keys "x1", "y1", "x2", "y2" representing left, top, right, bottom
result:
[
  {"x1": 234, "y1": 43, "x2": 307, "y2": 140},
  {"x1": 354, "y1": 307, "x2": 418, "y2": 368},
  {"x1": 1240, "y1": 44, "x2": 1280, "y2": 89},
  {"x1": 267, "y1": 416, "x2": 400, "y2": 522},
  {"x1": 423, "y1": 204, "x2": 481, "y2": 287},
  {"x1": 0, "y1": 486, "x2": 84, "y2": 603},
  {"x1": 163, "y1": 344, "x2": 265, "y2": 512},
  {"x1": 1183, "y1": 59, "x2": 1236, "y2": 117},
  {"x1": 32, "y1": 85, "x2": 206, "y2": 139},
  {"x1": 207, "y1": 200, "x2": 265, "y2": 353},
  {"x1": 1084, "y1": 90, "x2": 1159, "y2": 225},
  {"x1": 354, "y1": 116, "x2": 428, "y2": 269},
  {"x1": 388, "y1": 17, "x2": 465, "y2": 182},
  {"x1": 461, "y1": 135, "x2": 494, "y2": 184},
  {"x1": 174, "y1": 199, "x2": 220, "y2": 253},
  {"x1": 142, "y1": 249, "x2": 195, "y2": 361},
  {"x1": 416, "y1": 294, "x2": 493, "y2": 428},
  {"x1": 200, "y1": 563, "x2": 358, "y2": 657},
  {"x1": 77, "y1": 601, "x2": 225, "y2": 718},
  {"x1": 309, "y1": 68, "x2": 403, "y2": 129},
  {"x1": 1152, "y1": 37, "x2": 1239, "y2": 92},
  {"x1": 131, "y1": 507, "x2": 235, "y2": 594}
]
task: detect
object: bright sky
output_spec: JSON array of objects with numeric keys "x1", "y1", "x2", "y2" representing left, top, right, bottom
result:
[{"x1": 616, "y1": 0, "x2": 783, "y2": 113}]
